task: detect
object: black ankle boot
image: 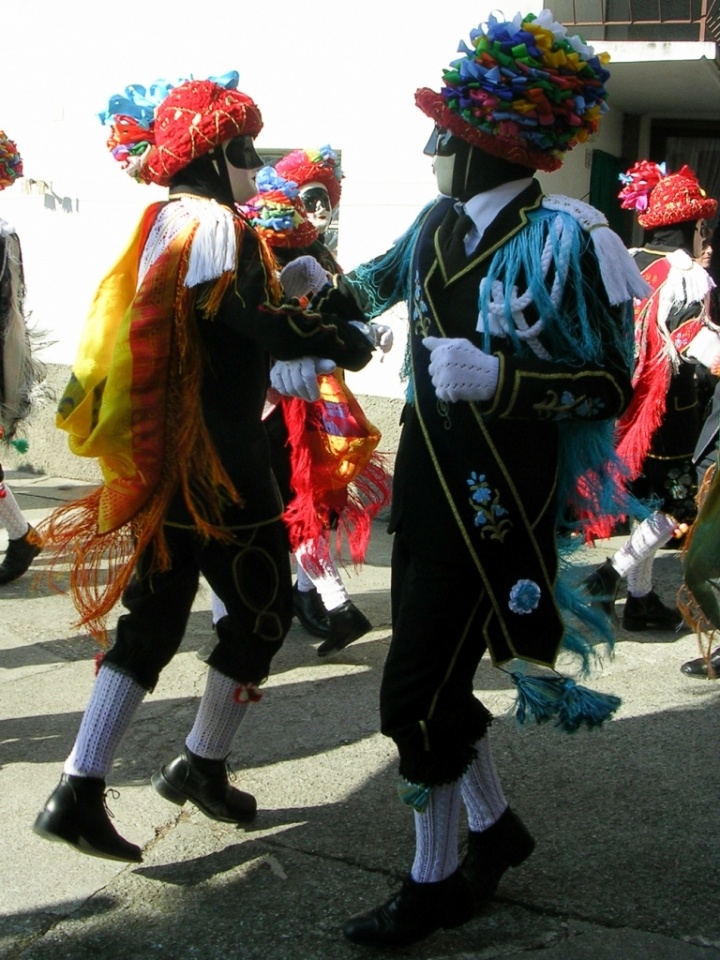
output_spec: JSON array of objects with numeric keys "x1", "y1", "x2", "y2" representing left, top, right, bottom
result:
[
  {"x1": 461, "y1": 807, "x2": 535, "y2": 904},
  {"x1": 343, "y1": 869, "x2": 475, "y2": 947},
  {"x1": 317, "y1": 600, "x2": 372, "y2": 656},
  {"x1": 0, "y1": 525, "x2": 42, "y2": 585},
  {"x1": 33, "y1": 774, "x2": 142, "y2": 862},
  {"x1": 292, "y1": 583, "x2": 330, "y2": 638},
  {"x1": 151, "y1": 747, "x2": 256, "y2": 823},
  {"x1": 582, "y1": 558, "x2": 620, "y2": 617},
  {"x1": 681, "y1": 647, "x2": 720, "y2": 679},
  {"x1": 621, "y1": 590, "x2": 684, "y2": 632}
]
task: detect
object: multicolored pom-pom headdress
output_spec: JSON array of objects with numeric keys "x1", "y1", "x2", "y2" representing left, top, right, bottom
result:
[
  {"x1": 240, "y1": 166, "x2": 318, "y2": 249},
  {"x1": 99, "y1": 71, "x2": 263, "y2": 186},
  {"x1": 618, "y1": 161, "x2": 717, "y2": 229},
  {"x1": 0, "y1": 131, "x2": 23, "y2": 191},
  {"x1": 415, "y1": 9, "x2": 610, "y2": 173},
  {"x1": 275, "y1": 146, "x2": 344, "y2": 210}
]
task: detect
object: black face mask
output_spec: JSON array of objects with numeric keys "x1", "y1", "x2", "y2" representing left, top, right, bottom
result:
[
  {"x1": 423, "y1": 126, "x2": 462, "y2": 158},
  {"x1": 425, "y1": 124, "x2": 535, "y2": 201},
  {"x1": 224, "y1": 135, "x2": 262, "y2": 170}
]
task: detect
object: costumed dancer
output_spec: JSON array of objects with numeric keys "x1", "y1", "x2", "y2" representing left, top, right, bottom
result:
[
  {"x1": 0, "y1": 129, "x2": 44, "y2": 584},
  {"x1": 341, "y1": 10, "x2": 649, "y2": 947},
  {"x1": 255, "y1": 158, "x2": 393, "y2": 653},
  {"x1": 583, "y1": 162, "x2": 718, "y2": 631},
  {"x1": 33, "y1": 74, "x2": 374, "y2": 863},
  {"x1": 275, "y1": 145, "x2": 341, "y2": 255},
  {"x1": 679, "y1": 444, "x2": 720, "y2": 679}
]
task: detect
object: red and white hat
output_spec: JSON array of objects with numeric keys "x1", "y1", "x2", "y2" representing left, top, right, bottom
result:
[{"x1": 618, "y1": 161, "x2": 717, "y2": 229}]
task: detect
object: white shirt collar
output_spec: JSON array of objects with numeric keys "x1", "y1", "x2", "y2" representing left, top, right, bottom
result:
[{"x1": 455, "y1": 178, "x2": 534, "y2": 254}]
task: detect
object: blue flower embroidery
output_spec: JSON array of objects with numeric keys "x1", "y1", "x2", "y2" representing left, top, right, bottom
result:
[
  {"x1": 509, "y1": 579, "x2": 541, "y2": 615},
  {"x1": 535, "y1": 390, "x2": 606, "y2": 420},
  {"x1": 467, "y1": 471, "x2": 511, "y2": 540}
]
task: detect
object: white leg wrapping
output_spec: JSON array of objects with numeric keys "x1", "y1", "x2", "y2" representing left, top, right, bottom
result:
[
  {"x1": 0, "y1": 482, "x2": 29, "y2": 540},
  {"x1": 612, "y1": 511, "x2": 677, "y2": 578},
  {"x1": 460, "y1": 735, "x2": 508, "y2": 832},
  {"x1": 295, "y1": 535, "x2": 348, "y2": 612},
  {"x1": 64, "y1": 665, "x2": 146, "y2": 779},
  {"x1": 411, "y1": 779, "x2": 463, "y2": 884},
  {"x1": 185, "y1": 667, "x2": 249, "y2": 760}
]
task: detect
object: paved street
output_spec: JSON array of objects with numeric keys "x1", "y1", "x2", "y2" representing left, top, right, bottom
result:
[{"x1": 1, "y1": 470, "x2": 719, "y2": 960}]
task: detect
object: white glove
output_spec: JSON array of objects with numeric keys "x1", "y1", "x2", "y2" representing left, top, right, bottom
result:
[
  {"x1": 423, "y1": 336, "x2": 499, "y2": 402},
  {"x1": 348, "y1": 320, "x2": 394, "y2": 353},
  {"x1": 683, "y1": 325, "x2": 720, "y2": 372},
  {"x1": 279, "y1": 255, "x2": 331, "y2": 299},
  {"x1": 372, "y1": 323, "x2": 394, "y2": 353},
  {"x1": 269, "y1": 356, "x2": 337, "y2": 402}
]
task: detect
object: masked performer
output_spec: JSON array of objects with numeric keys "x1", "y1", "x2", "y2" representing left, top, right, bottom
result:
[
  {"x1": 342, "y1": 11, "x2": 649, "y2": 947},
  {"x1": 33, "y1": 74, "x2": 374, "y2": 864}
]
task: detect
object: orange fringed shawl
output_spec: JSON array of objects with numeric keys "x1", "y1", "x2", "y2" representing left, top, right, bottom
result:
[
  {"x1": 280, "y1": 371, "x2": 390, "y2": 565},
  {"x1": 41, "y1": 202, "x2": 279, "y2": 643}
]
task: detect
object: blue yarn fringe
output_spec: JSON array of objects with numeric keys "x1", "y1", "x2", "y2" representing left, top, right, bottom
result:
[{"x1": 511, "y1": 672, "x2": 621, "y2": 733}]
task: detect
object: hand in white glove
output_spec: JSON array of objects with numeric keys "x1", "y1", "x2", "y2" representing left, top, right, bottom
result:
[
  {"x1": 422, "y1": 336, "x2": 499, "y2": 402},
  {"x1": 269, "y1": 356, "x2": 337, "y2": 402},
  {"x1": 372, "y1": 323, "x2": 394, "y2": 353},
  {"x1": 683, "y1": 325, "x2": 720, "y2": 373},
  {"x1": 280, "y1": 255, "x2": 332, "y2": 300}
]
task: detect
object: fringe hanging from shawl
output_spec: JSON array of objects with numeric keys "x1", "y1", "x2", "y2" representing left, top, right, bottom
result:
[
  {"x1": 280, "y1": 372, "x2": 390, "y2": 565},
  {"x1": 678, "y1": 462, "x2": 720, "y2": 675},
  {"x1": 38, "y1": 214, "x2": 246, "y2": 645}
]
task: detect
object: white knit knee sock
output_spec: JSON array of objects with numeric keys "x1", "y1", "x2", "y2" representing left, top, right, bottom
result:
[
  {"x1": 460, "y1": 735, "x2": 508, "y2": 832},
  {"x1": 210, "y1": 591, "x2": 227, "y2": 626},
  {"x1": 64, "y1": 666, "x2": 146, "y2": 779},
  {"x1": 411, "y1": 780, "x2": 463, "y2": 883},
  {"x1": 295, "y1": 563, "x2": 314, "y2": 593},
  {"x1": 185, "y1": 667, "x2": 249, "y2": 760},
  {"x1": 611, "y1": 511, "x2": 677, "y2": 577},
  {"x1": 627, "y1": 555, "x2": 654, "y2": 598},
  {"x1": 295, "y1": 536, "x2": 348, "y2": 612},
  {"x1": 0, "y1": 482, "x2": 30, "y2": 540}
]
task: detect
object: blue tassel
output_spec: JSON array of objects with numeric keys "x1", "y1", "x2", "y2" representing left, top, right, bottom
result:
[
  {"x1": 10, "y1": 438, "x2": 29, "y2": 454},
  {"x1": 397, "y1": 780, "x2": 431, "y2": 813},
  {"x1": 510, "y1": 672, "x2": 564, "y2": 726},
  {"x1": 511, "y1": 672, "x2": 621, "y2": 733},
  {"x1": 556, "y1": 678, "x2": 621, "y2": 732}
]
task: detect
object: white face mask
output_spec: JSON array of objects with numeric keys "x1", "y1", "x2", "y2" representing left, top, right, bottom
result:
[
  {"x1": 226, "y1": 165, "x2": 260, "y2": 204},
  {"x1": 433, "y1": 154, "x2": 456, "y2": 197},
  {"x1": 221, "y1": 136, "x2": 263, "y2": 203}
]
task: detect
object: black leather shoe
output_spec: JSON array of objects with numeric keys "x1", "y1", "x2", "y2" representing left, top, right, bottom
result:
[
  {"x1": 151, "y1": 747, "x2": 256, "y2": 823},
  {"x1": 0, "y1": 525, "x2": 42, "y2": 585},
  {"x1": 621, "y1": 590, "x2": 683, "y2": 632},
  {"x1": 33, "y1": 773, "x2": 142, "y2": 863},
  {"x1": 461, "y1": 806, "x2": 535, "y2": 904},
  {"x1": 343, "y1": 869, "x2": 475, "y2": 947},
  {"x1": 681, "y1": 647, "x2": 720, "y2": 679},
  {"x1": 317, "y1": 600, "x2": 372, "y2": 656},
  {"x1": 292, "y1": 584, "x2": 330, "y2": 638},
  {"x1": 582, "y1": 558, "x2": 620, "y2": 617}
]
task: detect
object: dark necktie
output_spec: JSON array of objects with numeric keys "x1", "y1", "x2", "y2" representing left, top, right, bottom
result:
[{"x1": 445, "y1": 210, "x2": 474, "y2": 272}]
